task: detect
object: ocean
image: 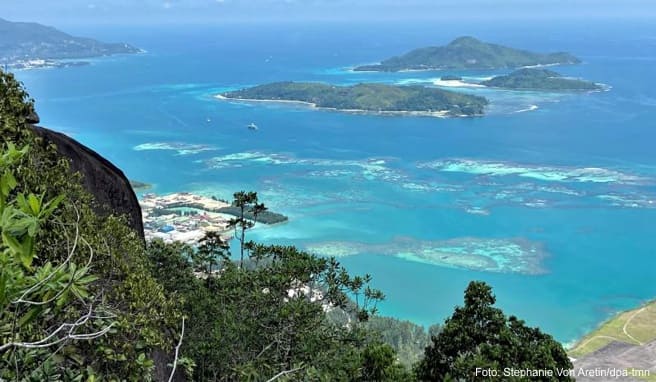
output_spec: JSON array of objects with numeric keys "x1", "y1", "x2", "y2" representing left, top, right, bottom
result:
[{"x1": 15, "y1": 19, "x2": 656, "y2": 345}]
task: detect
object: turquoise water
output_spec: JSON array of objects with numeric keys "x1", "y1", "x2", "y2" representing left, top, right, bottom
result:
[{"x1": 16, "y1": 20, "x2": 656, "y2": 345}]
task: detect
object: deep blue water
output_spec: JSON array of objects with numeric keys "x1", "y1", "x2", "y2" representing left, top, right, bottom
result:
[{"x1": 16, "y1": 19, "x2": 656, "y2": 345}]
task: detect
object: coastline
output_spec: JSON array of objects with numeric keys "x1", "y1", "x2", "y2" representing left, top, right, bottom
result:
[
  {"x1": 215, "y1": 94, "x2": 455, "y2": 118},
  {"x1": 432, "y1": 79, "x2": 486, "y2": 88},
  {"x1": 481, "y1": 84, "x2": 608, "y2": 93},
  {"x1": 351, "y1": 60, "x2": 578, "y2": 73}
]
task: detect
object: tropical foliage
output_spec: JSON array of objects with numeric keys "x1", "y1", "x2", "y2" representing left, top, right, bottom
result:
[
  {"x1": 146, "y1": 192, "x2": 411, "y2": 381},
  {"x1": 415, "y1": 281, "x2": 573, "y2": 381},
  {"x1": 1, "y1": 69, "x2": 181, "y2": 381}
]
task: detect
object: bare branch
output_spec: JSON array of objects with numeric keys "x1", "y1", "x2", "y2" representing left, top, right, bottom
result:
[
  {"x1": 168, "y1": 317, "x2": 186, "y2": 382},
  {"x1": 0, "y1": 303, "x2": 115, "y2": 352},
  {"x1": 265, "y1": 366, "x2": 304, "y2": 382}
]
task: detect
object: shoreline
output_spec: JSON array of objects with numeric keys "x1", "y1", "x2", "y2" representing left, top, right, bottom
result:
[
  {"x1": 481, "y1": 84, "x2": 608, "y2": 93},
  {"x1": 215, "y1": 94, "x2": 457, "y2": 118},
  {"x1": 351, "y1": 60, "x2": 578, "y2": 73}
]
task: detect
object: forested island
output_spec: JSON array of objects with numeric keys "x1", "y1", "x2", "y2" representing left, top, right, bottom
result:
[
  {"x1": 220, "y1": 81, "x2": 489, "y2": 117},
  {"x1": 481, "y1": 68, "x2": 603, "y2": 91},
  {"x1": 354, "y1": 36, "x2": 580, "y2": 72},
  {"x1": 0, "y1": 18, "x2": 139, "y2": 67}
]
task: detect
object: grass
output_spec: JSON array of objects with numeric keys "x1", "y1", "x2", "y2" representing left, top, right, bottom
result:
[{"x1": 569, "y1": 300, "x2": 656, "y2": 358}]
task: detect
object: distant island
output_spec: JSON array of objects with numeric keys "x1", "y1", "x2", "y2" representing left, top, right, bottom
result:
[
  {"x1": 0, "y1": 18, "x2": 140, "y2": 68},
  {"x1": 354, "y1": 36, "x2": 580, "y2": 72},
  {"x1": 481, "y1": 68, "x2": 603, "y2": 91},
  {"x1": 219, "y1": 81, "x2": 489, "y2": 117}
]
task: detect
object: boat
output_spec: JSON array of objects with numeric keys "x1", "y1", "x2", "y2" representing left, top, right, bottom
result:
[{"x1": 247, "y1": 123, "x2": 258, "y2": 131}]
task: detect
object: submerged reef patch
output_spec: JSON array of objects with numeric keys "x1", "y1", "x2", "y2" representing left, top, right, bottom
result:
[
  {"x1": 305, "y1": 236, "x2": 548, "y2": 275},
  {"x1": 134, "y1": 142, "x2": 217, "y2": 155},
  {"x1": 417, "y1": 158, "x2": 648, "y2": 185},
  {"x1": 204, "y1": 151, "x2": 404, "y2": 182},
  {"x1": 202, "y1": 152, "x2": 656, "y2": 213}
]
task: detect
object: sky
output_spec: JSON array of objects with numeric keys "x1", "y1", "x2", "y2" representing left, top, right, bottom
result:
[{"x1": 2, "y1": 0, "x2": 655, "y2": 26}]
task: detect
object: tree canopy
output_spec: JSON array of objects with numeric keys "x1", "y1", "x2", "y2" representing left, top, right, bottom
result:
[{"x1": 416, "y1": 281, "x2": 573, "y2": 381}]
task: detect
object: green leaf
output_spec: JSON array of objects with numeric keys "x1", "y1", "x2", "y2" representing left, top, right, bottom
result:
[
  {"x1": 3, "y1": 171, "x2": 16, "y2": 193},
  {"x1": 20, "y1": 236, "x2": 35, "y2": 267},
  {"x1": 18, "y1": 306, "x2": 42, "y2": 326},
  {"x1": 2, "y1": 231, "x2": 23, "y2": 256},
  {"x1": 41, "y1": 194, "x2": 65, "y2": 218},
  {"x1": 28, "y1": 193, "x2": 41, "y2": 215},
  {"x1": 16, "y1": 192, "x2": 28, "y2": 212}
]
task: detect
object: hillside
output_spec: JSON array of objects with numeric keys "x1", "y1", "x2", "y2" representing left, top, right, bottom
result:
[
  {"x1": 221, "y1": 81, "x2": 489, "y2": 117},
  {"x1": 570, "y1": 301, "x2": 656, "y2": 358},
  {"x1": 0, "y1": 18, "x2": 139, "y2": 64},
  {"x1": 354, "y1": 36, "x2": 580, "y2": 72},
  {"x1": 570, "y1": 301, "x2": 656, "y2": 381}
]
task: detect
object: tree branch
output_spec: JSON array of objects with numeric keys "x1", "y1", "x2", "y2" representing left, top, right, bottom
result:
[
  {"x1": 168, "y1": 316, "x2": 186, "y2": 382},
  {"x1": 0, "y1": 303, "x2": 115, "y2": 352},
  {"x1": 265, "y1": 366, "x2": 304, "y2": 382}
]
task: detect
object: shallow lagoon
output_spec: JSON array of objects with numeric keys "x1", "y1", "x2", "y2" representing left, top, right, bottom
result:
[{"x1": 16, "y1": 20, "x2": 656, "y2": 343}]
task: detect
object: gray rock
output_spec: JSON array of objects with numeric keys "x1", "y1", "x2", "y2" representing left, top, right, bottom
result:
[{"x1": 28, "y1": 124, "x2": 144, "y2": 238}]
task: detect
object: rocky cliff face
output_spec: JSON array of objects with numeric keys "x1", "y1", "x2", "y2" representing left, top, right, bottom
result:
[{"x1": 28, "y1": 123, "x2": 144, "y2": 238}]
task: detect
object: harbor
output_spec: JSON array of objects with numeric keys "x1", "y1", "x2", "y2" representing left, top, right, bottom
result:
[{"x1": 140, "y1": 192, "x2": 234, "y2": 244}]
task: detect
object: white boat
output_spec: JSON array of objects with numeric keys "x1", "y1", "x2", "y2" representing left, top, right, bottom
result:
[{"x1": 247, "y1": 123, "x2": 258, "y2": 131}]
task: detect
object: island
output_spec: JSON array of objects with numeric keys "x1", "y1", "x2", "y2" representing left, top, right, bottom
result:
[
  {"x1": 480, "y1": 68, "x2": 603, "y2": 91},
  {"x1": 219, "y1": 81, "x2": 489, "y2": 117},
  {"x1": 0, "y1": 17, "x2": 140, "y2": 68},
  {"x1": 354, "y1": 36, "x2": 580, "y2": 72}
]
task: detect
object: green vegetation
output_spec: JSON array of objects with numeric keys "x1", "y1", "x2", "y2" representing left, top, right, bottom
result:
[
  {"x1": 2, "y1": 69, "x2": 180, "y2": 380},
  {"x1": 0, "y1": 142, "x2": 101, "y2": 380},
  {"x1": 569, "y1": 300, "x2": 656, "y2": 357},
  {"x1": 354, "y1": 36, "x2": 580, "y2": 72},
  {"x1": 0, "y1": 18, "x2": 139, "y2": 65},
  {"x1": 365, "y1": 316, "x2": 440, "y2": 367},
  {"x1": 219, "y1": 205, "x2": 288, "y2": 224},
  {"x1": 148, "y1": 205, "x2": 288, "y2": 224},
  {"x1": 416, "y1": 281, "x2": 573, "y2": 381},
  {"x1": 481, "y1": 68, "x2": 603, "y2": 91},
  {"x1": 222, "y1": 81, "x2": 489, "y2": 116},
  {"x1": 226, "y1": 191, "x2": 268, "y2": 266},
  {"x1": 146, "y1": 209, "x2": 413, "y2": 381}
]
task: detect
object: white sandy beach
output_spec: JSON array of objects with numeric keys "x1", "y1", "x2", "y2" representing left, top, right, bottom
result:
[{"x1": 215, "y1": 94, "x2": 451, "y2": 118}]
